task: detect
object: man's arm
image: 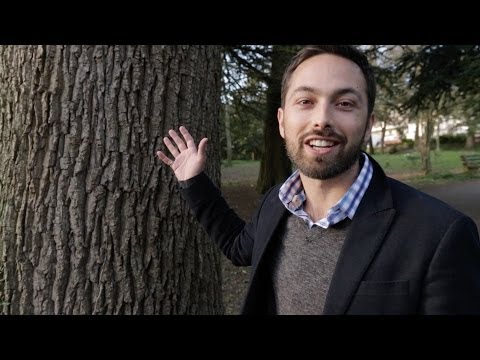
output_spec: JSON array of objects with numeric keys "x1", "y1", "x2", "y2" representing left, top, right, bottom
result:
[
  {"x1": 179, "y1": 172, "x2": 257, "y2": 265},
  {"x1": 157, "y1": 126, "x2": 255, "y2": 266}
]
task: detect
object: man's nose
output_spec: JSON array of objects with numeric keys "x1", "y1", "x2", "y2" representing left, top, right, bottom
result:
[{"x1": 311, "y1": 102, "x2": 332, "y2": 129}]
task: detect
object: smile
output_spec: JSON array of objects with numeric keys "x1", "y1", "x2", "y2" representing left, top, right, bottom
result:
[{"x1": 308, "y1": 139, "x2": 335, "y2": 148}]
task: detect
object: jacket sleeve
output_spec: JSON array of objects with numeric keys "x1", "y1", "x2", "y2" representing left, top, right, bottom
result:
[
  {"x1": 421, "y1": 215, "x2": 480, "y2": 314},
  {"x1": 179, "y1": 172, "x2": 274, "y2": 266}
]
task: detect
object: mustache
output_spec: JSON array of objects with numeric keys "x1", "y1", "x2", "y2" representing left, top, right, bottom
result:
[{"x1": 301, "y1": 128, "x2": 345, "y2": 143}]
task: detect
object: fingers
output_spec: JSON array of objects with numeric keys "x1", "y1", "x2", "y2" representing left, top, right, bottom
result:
[
  {"x1": 168, "y1": 129, "x2": 187, "y2": 152},
  {"x1": 163, "y1": 136, "x2": 180, "y2": 158},
  {"x1": 197, "y1": 137, "x2": 208, "y2": 161},
  {"x1": 156, "y1": 150, "x2": 174, "y2": 166},
  {"x1": 179, "y1": 126, "x2": 196, "y2": 149},
  {"x1": 159, "y1": 126, "x2": 205, "y2": 164}
]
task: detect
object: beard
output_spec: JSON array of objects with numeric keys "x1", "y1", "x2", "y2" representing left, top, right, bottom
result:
[{"x1": 285, "y1": 127, "x2": 365, "y2": 180}]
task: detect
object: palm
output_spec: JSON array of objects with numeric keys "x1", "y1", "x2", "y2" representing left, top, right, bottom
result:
[
  {"x1": 157, "y1": 126, "x2": 208, "y2": 182},
  {"x1": 170, "y1": 147, "x2": 205, "y2": 180}
]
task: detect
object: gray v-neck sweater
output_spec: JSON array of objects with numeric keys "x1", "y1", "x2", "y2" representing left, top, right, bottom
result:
[{"x1": 271, "y1": 214, "x2": 351, "y2": 314}]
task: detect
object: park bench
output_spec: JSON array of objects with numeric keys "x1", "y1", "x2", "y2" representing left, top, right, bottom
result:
[{"x1": 460, "y1": 154, "x2": 480, "y2": 171}]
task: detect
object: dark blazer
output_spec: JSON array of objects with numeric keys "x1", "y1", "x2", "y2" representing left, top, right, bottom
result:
[{"x1": 181, "y1": 154, "x2": 480, "y2": 314}]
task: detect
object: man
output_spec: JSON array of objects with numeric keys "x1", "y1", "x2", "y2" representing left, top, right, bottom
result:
[{"x1": 157, "y1": 45, "x2": 480, "y2": 314}]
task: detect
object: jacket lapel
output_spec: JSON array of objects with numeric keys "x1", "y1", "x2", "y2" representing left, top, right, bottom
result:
[
  {"x1": 252, "y1": 190, "x2": 289, "y2": 268},
  {"x1": 323, "y1": 155, "x2": 396, "y2": 314},
  {"x1": 241, "y1": 190, "x2": 288, "y2": 314}
]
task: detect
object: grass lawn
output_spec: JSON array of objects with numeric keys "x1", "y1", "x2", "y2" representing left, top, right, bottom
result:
[
  {"x1": 222, "y1": 149, "x2": 480, "y2": 187},
  {"x1": 371, "y1": 150, "x2": 480, "y2": 186}
]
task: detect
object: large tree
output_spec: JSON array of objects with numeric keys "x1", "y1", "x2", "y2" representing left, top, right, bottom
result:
[
  {"x1": 222, "y1": 45, "x2": 299, "y2": 193},
  {"x1": 256, "y1": 46, "x2": 299, "y2": 194},
  {"x1": 222, "y1": 45, "x2": 270, "y2": 163},
  {"x1": 0, "y1": 45, "x2": 224, "y2": 314}
]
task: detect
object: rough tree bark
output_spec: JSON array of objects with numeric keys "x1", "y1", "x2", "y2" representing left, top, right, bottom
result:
[{"x1": 0, "y1": 45, "x2": 224, "y2": 315}]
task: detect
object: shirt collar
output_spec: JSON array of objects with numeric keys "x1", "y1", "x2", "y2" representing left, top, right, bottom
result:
[{"x1": 278, "y1": 153, "x2": 373, "y2": 228}]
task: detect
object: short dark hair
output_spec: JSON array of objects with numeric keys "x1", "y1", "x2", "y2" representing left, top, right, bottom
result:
[{"x1": 281, "y1": 45, "x2": 376, "y2": 116}]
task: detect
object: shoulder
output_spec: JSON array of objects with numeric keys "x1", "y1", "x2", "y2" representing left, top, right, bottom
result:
[
  {"x1": 261, "y1": 183, "x2": 283, "y2": 206},
  {"x1": 253, "y1": 183, "x2": 286, "y2": 218},
  {"x1": 386, "y1": 176, "x2": 468, "y2": 221}
]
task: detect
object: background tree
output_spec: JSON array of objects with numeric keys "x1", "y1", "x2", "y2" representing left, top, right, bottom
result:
[
  {"x1": 256, "y1": 46, "x2": 300, "y2": 194},
  {"x1": 223, "y1": 45, "x2": 300, "y2": 193},
  {"x1": 0, "y1": 45, "x2": 224, "y2": 314},
  {"x1": 222, "y1": 49, "x2": 267, "y2": 162},
  {"x1": 448, "y1": 91, "x2": 480, "y2": 150},
  {"x1": 222, "y1": 46, "x2": 270, "y2": 164},
  {"x1": 364, "y1": 45, "x2": 412, "y2": 154},
  {"x1": 395, "y1": 45, "x2": 480, "y2": 173}
]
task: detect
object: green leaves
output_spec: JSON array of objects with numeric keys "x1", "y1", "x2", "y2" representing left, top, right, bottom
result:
[{"x1": 395, "y1": 45, "x2": 480, "y2": 114}]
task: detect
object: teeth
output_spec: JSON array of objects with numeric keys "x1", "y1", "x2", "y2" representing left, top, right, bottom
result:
[{"x1": 309, "y1": 139, "x2": 334, "y2": 147}]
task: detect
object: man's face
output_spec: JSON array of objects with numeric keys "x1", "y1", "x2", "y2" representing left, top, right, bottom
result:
[{"x1": 278, "y1": 54, "x2": 374, "y2": 180}]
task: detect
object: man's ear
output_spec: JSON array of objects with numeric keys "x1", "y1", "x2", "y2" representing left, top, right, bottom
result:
[{"x1": 278, "y1": 107, "x2": 285, "y2": 139}]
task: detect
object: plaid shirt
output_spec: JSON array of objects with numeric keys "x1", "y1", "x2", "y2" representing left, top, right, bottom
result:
[{"x1": 279, "y1": 153, "x2": 373, "y2": 229}]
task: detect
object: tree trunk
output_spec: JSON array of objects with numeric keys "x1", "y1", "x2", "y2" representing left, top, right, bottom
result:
[
  {"x1": 224, "y1": 106, "x2": 232, "y2": 166},
  {"x1": 465, "y1": 134, "x2": 475, "y2": 150},
  {"x1": 0, "y1": 45, "x2": 224, "y2": 315},
  {"x1": 381, "y1": 120, "x2": 387, "y2": 154},
  {"x1": 419, "y1": 110, "x2": 433, "y2": 175},
  {"x1": 256, "y1": 46, "x2": 293, "y2": 194},
  {"x1": 367, "y1": 136, "x2": 375, "y2": 155},
  {"x1": 435, "y1": 116, "x2": 441, "y2": 152},
  {"x1": 414, "y1": 115, "x2": 420, "y2": 152},
  {"x1": 465, "y1": 121, "x2": 477, "y2": 150}
]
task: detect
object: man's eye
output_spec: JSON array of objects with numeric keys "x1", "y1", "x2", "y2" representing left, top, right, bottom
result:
[
  {"x1": 337, "y1": 101, "x2": 353, "y2": 107},
  {"x1": 298, "y1": 99, "x2": 311, "y2": 105}
]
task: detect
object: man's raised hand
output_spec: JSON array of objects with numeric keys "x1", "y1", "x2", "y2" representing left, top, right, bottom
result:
[{"x1": 156, "y1": 126, "x2": 208, "y2": 181}]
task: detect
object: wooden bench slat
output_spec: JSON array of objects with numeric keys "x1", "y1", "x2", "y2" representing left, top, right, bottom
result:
[{"x1": 461, "y1": 154, "x2": 480, "y2": 170}]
